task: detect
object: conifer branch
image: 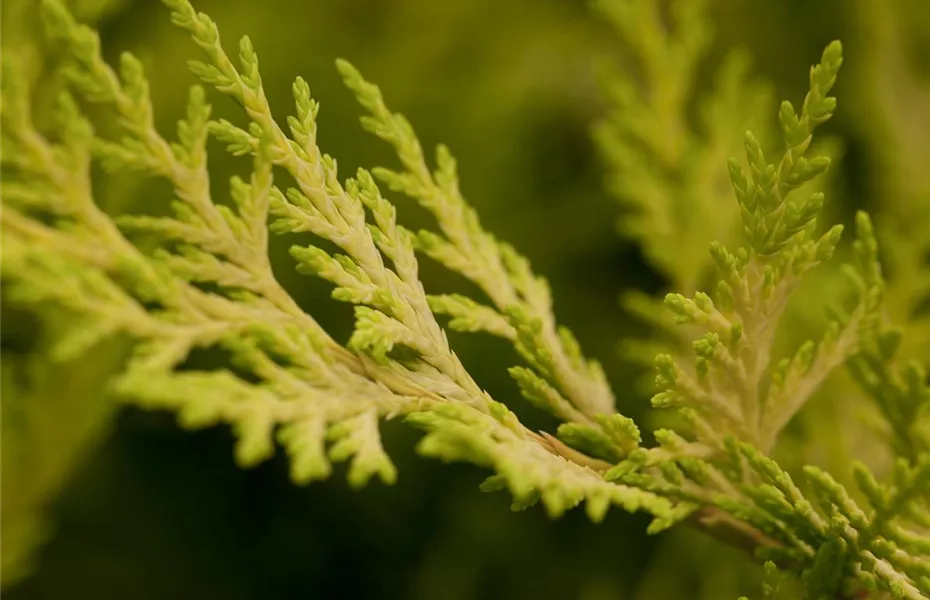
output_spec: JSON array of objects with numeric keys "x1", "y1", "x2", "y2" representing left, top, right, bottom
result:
[{"x1": 1, "y1": 3, "x2": 928, "y2": 598}]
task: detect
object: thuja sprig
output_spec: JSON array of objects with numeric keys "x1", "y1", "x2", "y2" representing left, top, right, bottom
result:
[
  {"x1": 611, "y1": 212, "x2": 929, "y2": 597},
  {"x1": 647, "y1": 41, "x2": 872, "y2": 454},
  {"x1": 2, "y1": 0, "x2": 673, "y2": 521},
  {"x1": 598, "y1": 35, "x2": 928, "y2": 596}
]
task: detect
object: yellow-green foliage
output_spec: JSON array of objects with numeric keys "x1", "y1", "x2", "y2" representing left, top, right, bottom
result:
[{"x1": 1, "y1": 1, "x2": 928, "y2": 598}]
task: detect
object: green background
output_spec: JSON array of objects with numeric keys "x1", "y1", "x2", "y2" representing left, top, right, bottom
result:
[{"x1": 2, "y1": 0, "x2": 927, "y2": 598}]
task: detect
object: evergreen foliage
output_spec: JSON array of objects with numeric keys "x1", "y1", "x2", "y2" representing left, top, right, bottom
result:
[{"x1": 1, "y1": 0, "x2": 927, "y2": 597}]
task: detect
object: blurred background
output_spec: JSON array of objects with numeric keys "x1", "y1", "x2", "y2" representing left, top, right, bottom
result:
[{"x1": 2, "y1": 0, "x2": 928, "y2": 598}]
